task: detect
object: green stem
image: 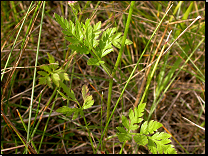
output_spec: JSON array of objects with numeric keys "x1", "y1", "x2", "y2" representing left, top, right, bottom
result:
[
  {"x1": 26, "y1": 1, "x2": 44, "y2": 153},
  {"x1": 119, "y1": 141, "x2": 127, "y2": 154},
  {"x1": 81, "y1": 110, "x2": 95, "y2": 153},
  {"x1": 105, "y1": 0, "x2": 135, "y2": 145},
  {"x1": 37, "y1": 86, "x2": 58, "y2": 153}
]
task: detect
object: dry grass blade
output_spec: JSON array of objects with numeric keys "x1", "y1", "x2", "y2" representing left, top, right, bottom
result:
[
  {"x1": 1, "y1": 110, "x2": 37, "y2": 154},
  {"x1": 1, "y1": 145, "x2": 26, "y2": 152},
  {"x1": 1, "y1": 2, "x2": 43, "y2": 105},
  {"x1": 182, "y1": 116, "x2": 205, "y2": 131},
  {"x1": 134, "y1": 22, "x2": 169, "y2": 108}
]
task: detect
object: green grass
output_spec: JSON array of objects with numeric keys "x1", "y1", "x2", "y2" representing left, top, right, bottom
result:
[{"x1": 1, "y1": 1, "x2": 205, "y2": 154}]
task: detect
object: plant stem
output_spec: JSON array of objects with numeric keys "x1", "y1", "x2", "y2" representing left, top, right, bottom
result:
[
  {"x1": 105, "y1": 0, "x2": 135, "y2": 145},
  {"x1": 26, "y1": 1, "x2": 44, "y2": 154},
  {"x1": 37, "y1": 86, "x2": 58, "y2": 153},
  {"x1": 119, "y1": 141, "x2": 127, "y2": 154},
  {"x1": 81, "y1": 110, "x2": 95, "y2": 153}
]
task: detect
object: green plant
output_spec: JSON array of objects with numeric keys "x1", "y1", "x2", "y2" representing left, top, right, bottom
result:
[
  {"x1": 54, "y1": 2, "x2": 133, "y2": 142},
  {"x1": 38, "y1": 53, "x2": 177, "y2": 154},
  {"x1": 56, "y1": 83, "x2": 96, "y2": 153},
  {"x1": 38, "y1": 52, "x2": 69, "y2": 89},
  {"x1": 54, "y1": 13, "x2": 132, "y2": 76},
  {"x1": 43, "y1": 2, "x2": 177, "y2": 154},
  {"x1": 54, "y1": 81, "x2": 177, "y2": 154},
  {"x1": 116, "y1": 103, "x2": 177, "y2": 154}
]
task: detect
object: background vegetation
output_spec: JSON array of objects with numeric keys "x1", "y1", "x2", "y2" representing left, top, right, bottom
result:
[{"x1": 1, "y1": 1, "x2": 205, "y2": 154}]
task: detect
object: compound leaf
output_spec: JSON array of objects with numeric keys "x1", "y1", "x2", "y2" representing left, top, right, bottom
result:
[
  {"x1": 116, "y1": 127, "x2": 127, "y2": 133},
  {"x1": 54, "y1": 13, "x2": 69, "y2": 29},
  {"x1": 148, "y1": 139, "x2": 157, "y2": 154},
  {"x1": 38, "y1": 71, "x2": 48, "y2": 77},
  {"x1": 101, "y1": 47, "x2": 114, "y2": 58},
  {"x1": 56, "y1": 106, "x2": 78, "y2": 117},
  {"x1": 83, "y1": 99, "x2": 94, "y2": 110},
  {"x1": 47, "y1": 52, "x2": 55, "y2": 64},
  {"x1": 116, "y1": 132, "x2": 131, "y2": 142},
  {"x1": 148, "y1": 120, "x2": 163, "y2": 134},
  {"x1": 40, "y1": 64, "x2": 52, "y2": 74},
  {"x1": 38, "y1": 76, "x2": 47, "y2": 85},
  {"x1": 46, "y1": 76, "x2": 52, "y2": 88},
  {"x1": 57, "y1": 90, "x2": 68, "y2": 100},
  {"x1": 87, "y1": 58, "x2": 104, "y2": 66},
  {"x1": 133, "y1": 134, "x2": 148, "y2": 146},
  {"x1": 93, "y1": 21, "x2": 101, "y2": 32},
  {"x1": 148, "y1": 132, "x2": 177, "y2": 154},
  {"x1": 65, "y1": 36, "x2": 80, "y2": 44},
  {"x1": 68, "y1": 44, "x2": 89, "y2": 54},
  {"x1": 59, "y1": 81, "x2": 77, "y2": 102},
  {"x1": 125, "y1": 38, "x2": 133, "y2": 45},
  {"x1": 140, "y1": 120, "x2": 162, "y2": 135},
  {"x1": 56, "y1": 106, "x2": 73, "y2": 115},
  {"x1": 121, "y1": 115, "x2": 129, "y2": 131},
  {"x1": 58, "y1": 72, "x2": 70, "y2": 81}
]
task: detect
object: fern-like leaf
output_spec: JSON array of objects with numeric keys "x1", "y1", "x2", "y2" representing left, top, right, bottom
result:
[
  {"x1": 140, "y1": 120, "x2": 162, "y2": 135},
  {"x1": 116, "y1": 127, "x2": 131, "y2": 142},
  {"x1": 54, "y1": 13, "x2": 69, "y2": 30},
  {"x1": 148, "y1": 132, "x2": 177, "y2": 154}
]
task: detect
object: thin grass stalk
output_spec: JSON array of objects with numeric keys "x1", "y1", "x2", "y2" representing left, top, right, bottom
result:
[
  {"x1": 78, "y1": 1, "x2": 91, "y2": 21},
  {"x1": 29, "y1": 97, "x2": 42, "y2": 152},
  {"x1": 156, "y1": 7, "x2": 198, "y2": 98},
  {"x1": 1, "y1": 110, "x2": 37, "y2": 154},
  {"x1": 133, "y1": 23, "x2": 168, "y2": 108},
  {"x1": 2, "y1": 0, "x2": 41, "y2": 152},
  {"x1": 89, "y1": 1, "x2": 101, "y2": 21},
  {"x1": 148, "y1": 37, "x2": 204, "y2": 154},
  {"x1": 100, "y1": 92, "x2": 104, "y2": 151},
  {"x1": 147, "y1": 16, "x2": 202, "y2": 121},
  {"x1": 1, "y1": 2, "x2": 34, "y2": 81},
  {"x1": 95, "y1": 3, "x2": 173, "y2": 153},
  {"x1": 175, "y1": 41, "x2": 205, "y2": 80},
  {"x1": 156, "y1": 2, "x2": 194, "y2": 92},
  {"x1": 37, "y1": 91, "x2": 58, "y2": 153},
  {"x1": 139, "y1": 30, "x2": 169, "y2": 115},
  {"x1": 1, "y1": 2, "x2": 41, "y2": 106},
  {"x1": 150, "y1": 37, "x2": 204, "y2": 122},
  {"x1": 27, "y1": 1, "x2": 45, "y2": 153},
  {"x1": 156, "y1": 2, "x2": 182, "y2": 92},
  {"x1": 36, "y1": 86, "x2": 58, "y2": 153},
  {"x1": 69, "y1": 55, "x2": 76, "y2": 90},
  {"x1": 29, "y1": 89, "x2": 43, "y2": 134},
  {"x1": 16, "y1": 109, "x2": 28, "y2": 132},
  {"x1": 10, "y1": 1, "x2": 18, "y2": 23},
  {"x1": 16, "y1": 109, "x2": 38, "y2": 153},
  {"x1": 106, "y1": 0, "x2": 135, "y2": 138}
]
